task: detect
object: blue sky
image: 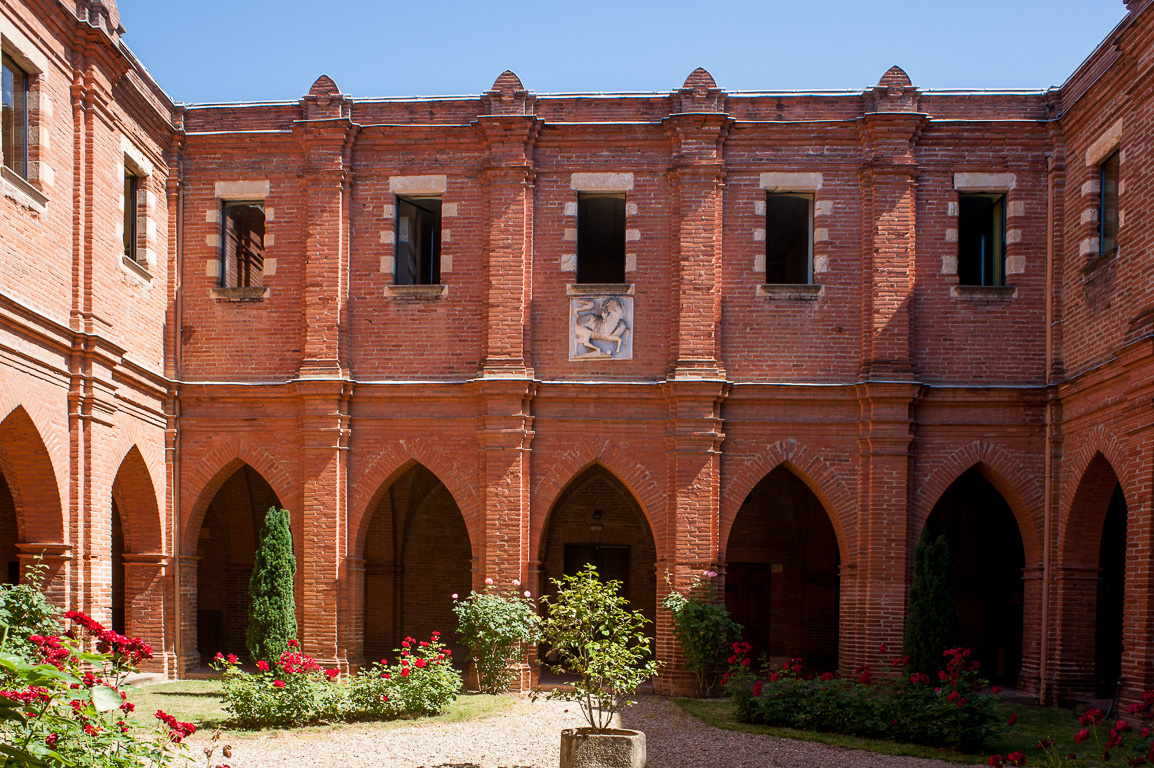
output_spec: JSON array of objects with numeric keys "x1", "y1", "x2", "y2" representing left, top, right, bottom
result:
[{"x1": 116, "y1": 0, "x2": 1128, "y2": 104}]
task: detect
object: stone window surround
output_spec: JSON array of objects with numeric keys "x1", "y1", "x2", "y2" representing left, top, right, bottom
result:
[
  {"x1": 563, "y1": 172, "x2": 639, "y2": 275},
  {"x1": 210, "y1": 180, "x2": 273, "y2": 301},
  {"x1": 755, "y1": 172, "x2": 826, "y2": 291},
  {"x1": 1080, "y1": 119, "x2": 1124, "y2": 274},
  {"x1": 381, "y1": 175, "x2": 451, "y2": 297},
  {"x1": 944, "y1": 172, "x2": 1024, "y2": 292},
  {"x1": 119, "y1": 136, "x2": 155, "y2": 281},
  {"x1": 0, "y1": 13, "x2": 49, "y2": 214}
]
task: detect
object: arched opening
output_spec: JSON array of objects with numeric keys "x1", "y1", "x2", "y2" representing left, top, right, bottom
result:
[
  {"x1": 362, "y1": 464, "x2": 472, "y2": 665},
  {"x1": 925, "y1": 467, "x2": 1025, "y2": 685},
  {"x1": 539, "y1": 465, "x2": 657, "y2": 642},
  {"x1": 111, "y1": 501, "x2": 125, "y2": 634},
  {"x1": 1095, "y1": 483, "x2": 1127, "y2": 698},
  {"x1": 724, "y1": 466, "x2": 840, "y2": 673},
  {"x1": 0, "y1": 407, "x2": 64, "y2": 597},
  {"x1": 0, "y1": 472, "x2": 17, "y2": 584},
  {"x1": 196, "y1": 463, "x2": 282, "y2": 664}
]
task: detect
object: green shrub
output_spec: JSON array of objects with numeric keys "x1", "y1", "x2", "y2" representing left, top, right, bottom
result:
[
  {"x1": 661, "y1": 570, "x2": 741, "y2": 698},
  {"x1": 537, "y1": 565, "x2": 662, "y2": 733},
  {"x1": 728, "y1": 646, "x2": 1003, "y2": 751},
  {"x1": 0, "y1": 557, "x2": 62, "y2": 660},
  {"x1": 452, "y1": 579, "x2": 539, "y2": 694},
  {"x1": 215, "y1": 632, "x2": 460, "y2": 727},
  {"x1": 247, "y1": 507, "x2": 297, "y2": 664},
  {"x1": 903, "y1": 533, "x2": 962, "y2": 677},
  {"x1": 0, "y1": 609, "x2": 190, "y2": 768}
]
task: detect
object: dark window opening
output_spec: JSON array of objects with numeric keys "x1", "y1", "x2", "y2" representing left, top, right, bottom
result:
[
  {"x1": 765, "y1": 193, "x2": 812, "y2": 285},
  {"x1": 221, "y1": 201, "x2": 265, "y2": 288},
  {"x1": 958, "y1": 194, "x2": 1005, "y2": 287},
  {"x1": 395, "y1": 196, "x2": 441, "y2": 285},
  {"x1": 123, "y1": 173, "x2": 140, "y2": 262},
  {"x1": 577, "y1": 193, "x2": 625, "y2": 284},
  {"x1": 1099, "y1": 151, "x2": 1120, "y2": 258},
  {"x1": 2, "y1": 54, "x2": 29, "y2": 179}
]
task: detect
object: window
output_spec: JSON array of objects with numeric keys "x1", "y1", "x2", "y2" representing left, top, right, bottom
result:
[
  {"x1": 957, "y1": 194, "x2": 1006, "y2": 286},
  {"x1": 220, "y1": 201, "x2": 265, "y2": 288},
  {"x1": 1, "y1": 53, "x2": 28, "y2": 179},
  {"x1": 577, "y1": 193, "x2": 625, "y2": 284},
  {"x1": 123, "y1": 172, "x2": 140, "y2": 262},
  {"x1": 765, "y1": 193, "x2": 812, "y2": 284},
  {"x1": 395, "y1": 196, "x2": 441, "y2": 285},
  {"x1": 1099, "y1": 150, "x2": 1120, "y2": 258}
]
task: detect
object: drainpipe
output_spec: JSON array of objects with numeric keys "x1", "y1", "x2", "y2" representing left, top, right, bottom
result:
[
  {"x1": 171, "y1": 133, "x2": 185, "y2": 676},
  {"x1": 1040, "y1": 147, "x2": 1057, "y2": 704}
]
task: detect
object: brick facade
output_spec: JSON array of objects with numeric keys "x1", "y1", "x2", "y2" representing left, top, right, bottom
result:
[{"x1": 2, "y1": 0, "x2": 1153, "y2": 701}]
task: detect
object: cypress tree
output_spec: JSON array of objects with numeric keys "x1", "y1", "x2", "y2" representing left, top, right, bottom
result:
[
  {"x1": 904, "y1": 532, "x2": 963, "y2": 676},
  {"x1": 247, "y1": 507, "x2": 297, "y2": 663}
]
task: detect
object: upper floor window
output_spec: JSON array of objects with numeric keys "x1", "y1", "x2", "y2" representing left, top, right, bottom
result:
[
  {"x1": 577, "y1": 193, "x2": 625, "y2": 284},
  {"x1": 221, "y1": 201, "x2": 265, "y2": 288},
  {"x1": 123, "y1": 172, "x2": 140, "y2": 262},
  {"x1": 1, "y1": 54, "x2": 28, "y2": 179},
  {"x1": 765, "y1": 193, "x2": 812, "y2": 285},
  {"x1": 958, "y1": 193, "x2": 1005, "y2": 286},
  {"x1": 1099, "y1": 150, "x2": 1120, "y2": 259},
  {"x1": 395, "y1": 195, "x2": 441, "y2": 285}
]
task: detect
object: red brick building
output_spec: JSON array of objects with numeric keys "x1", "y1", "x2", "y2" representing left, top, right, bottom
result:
[{"x1": 1, "y1": 0, "x2": 1152, "y2": 701}]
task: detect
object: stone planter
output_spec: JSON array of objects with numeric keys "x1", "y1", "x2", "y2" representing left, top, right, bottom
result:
[{"x1": 560, "y1": 728, "x2": 646, "y2": 768}]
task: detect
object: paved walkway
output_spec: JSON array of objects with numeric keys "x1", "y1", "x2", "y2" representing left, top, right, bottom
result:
[{"x1": 190, "y1": 695, "x2": 960, "y2": 768}]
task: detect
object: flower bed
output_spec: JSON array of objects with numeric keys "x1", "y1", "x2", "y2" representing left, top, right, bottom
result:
[
  {"x1": 726, "y1": 644, "x2": 1004, "y2": 751},
  {"x1": 213, "y1": 632, "x2": 460, "y2": 728}
]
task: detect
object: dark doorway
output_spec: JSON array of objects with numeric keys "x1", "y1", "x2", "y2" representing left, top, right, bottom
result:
[
  {"x1": 925, "y1": 468, "x2": 1025, "y2": 685},
  {"x1": 196, "y1": 464, "x2": 282, "y2": 664},
  {"x1": 0, "y1": 472, "x2": 16, "y2": 584},
  {"x1": 111, "y1": 501, "x2": 125, "y2": 634},
  {"x1": 541, "y1": 466, "x2": 656, "y2": 632},
  {"x1": 1095, "y1": 483, "x2": 1127, "y2": 699},
  {"x1": 363, "y1": 464, "x2": 472, "y2": 666},
  {"x1": 725, "y1": 467, "x2": 840, "y2": 673}
]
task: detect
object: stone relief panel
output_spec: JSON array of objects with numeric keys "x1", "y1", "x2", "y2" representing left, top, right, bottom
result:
[{"x1": 570, "y1": 296, "x2": 633, "y2": 361}]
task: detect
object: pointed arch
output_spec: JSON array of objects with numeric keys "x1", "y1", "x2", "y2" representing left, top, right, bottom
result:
[
  {"x1": 350, "y1": 440, "x2": 482, "y2": 561},
  {"x1": 530, "y1": 439, "x2": 664, "y2": 563},
  {"x1": 0, "y1": 405, "x2": 65, "y2": 544},
  {"x1": 111, "y1": 446, "x2": 164, "y2": 554},
  {"x1": 721, "y1": 440, "x2": 853, "y2": 565},
  {"x1": 1061, "y1": 425, "x2": 1132, "y2": 532},
  {"x1": 181, "y1": 442, "x2": 296, "y2": 552},
  {"x1": 1061, "y1": 451, "x2": 1126, "y2": 569},
  {"x1": 912, "y1": 441, "x2": 1042, "y2": 565}
]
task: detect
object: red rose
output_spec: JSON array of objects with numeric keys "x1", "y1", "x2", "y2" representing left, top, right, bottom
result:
[
  {"x1": 1075, "y1": 729, "x2": 1090, "y2": 743},
  {"x1": 257, "y1": 660, "x2": 269, "y2": 672},
  {"x1": 227, "y1": 654, "x2": 238, "y2": 664},
  {"x1": 1007, "y1": 713, "x2": 1019, "y2": 726},
  {"x1": 274, "y1": 680, "x2": 285, "y2": 688},
  {"x1": 742, "y1": 658, "x2": 751, "y2": 667},
  {"x1": 401, "y1": 668, "x2": 410, "y2": 677},
  {"x1": 415, "y1": 658, "x2": 427, "y2": 668}
]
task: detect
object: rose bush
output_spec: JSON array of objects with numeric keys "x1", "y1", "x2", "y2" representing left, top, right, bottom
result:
[
  {"x1": 728, "y1": 644, "x2": 1003, "y2": 750},
  {"x1": 661, "y1": 570, "x2": 742, "y2": 698},
  {"x1": 214, "y1": 633, "x2": 460, "y2": 727},
  {"x1": 1021, "y1": 690, "x2": 1154, "y2": 767},
  {"x1": 452, "y1": 579, "x2": 539, "y2": 694},
  {"x1": 0, "y1": 608, "x2": 193, "y2": 768}
]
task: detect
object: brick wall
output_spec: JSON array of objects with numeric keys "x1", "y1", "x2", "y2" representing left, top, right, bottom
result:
[{"x1": 4, "y1": 0, "x2": 1154, "y2": 702}]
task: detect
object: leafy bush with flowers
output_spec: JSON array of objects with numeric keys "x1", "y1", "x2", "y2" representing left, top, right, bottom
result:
[
  {"x1": 1009, "y1": 690, "x2": 1154, "y2": 768},
  {"x1": 661, "y1": 570, "x2": 742, "y2": 698},
  {"x1": 213, "y1": 633, "x2": 460, "y2": 727},
  {"x1": 727, "y1": 643, "x2": 1003, "y2": 750},
  {"x1": 213, "y1": 639, "x2": 338, "y2": 727},
  {"x1": 0, "y1": 608, "x2": 199, "y2": 768},
  {"x1": 350, "y1": 633, "x2": 461, "y2": 718},
  {"x1": 452, "y1": 577, "x2": 539, "y2": 694}
]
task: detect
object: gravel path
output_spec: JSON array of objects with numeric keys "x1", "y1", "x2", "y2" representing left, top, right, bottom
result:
[{"x1": 189, "y1": 696, "x2": 961, "y2": 768}]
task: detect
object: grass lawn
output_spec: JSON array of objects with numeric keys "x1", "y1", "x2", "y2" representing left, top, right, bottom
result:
[
  {"x1": 122, "y1": 679, "x2": 515, "y2": 737},
  {"x1": 675, "y1": 697, "x2": 1098, "y2": 765}
]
